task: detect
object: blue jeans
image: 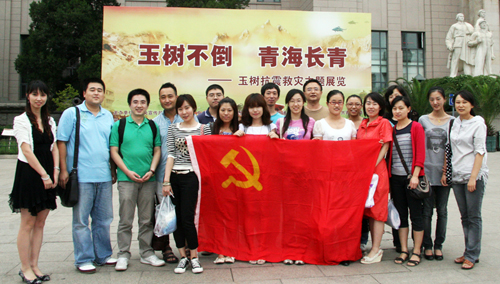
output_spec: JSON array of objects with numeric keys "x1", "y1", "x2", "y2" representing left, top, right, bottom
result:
[
  {"x1": 453, "y1": 179, "x2": 485, "y2": 263},
  {"x1": 423, "y1": 185, "x2": 451, "y2": 250},
  {"x1": 72, "y1": 181, "x2": 113, "y2": 266}
]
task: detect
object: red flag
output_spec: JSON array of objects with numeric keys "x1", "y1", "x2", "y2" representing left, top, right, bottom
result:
[{"x1": 187, "y1": 135, "x2": 380, "y2": 265}]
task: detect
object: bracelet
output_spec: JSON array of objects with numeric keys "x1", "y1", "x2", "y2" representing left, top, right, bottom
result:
[
  {"x1": 149, "y1": 169, "x2": 155, "y2": 175},
  {"x1": 41, "y1": 175, "x2": 50, "y2": 181},
  {"x1": 54, "y1": 166, "x2": 60, "y2": 171},
  {"x1": 163, "y1": 182, "x2": 171, "y2": 186}
]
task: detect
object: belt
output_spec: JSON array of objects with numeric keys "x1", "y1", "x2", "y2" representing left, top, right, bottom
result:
[{"x1": 172, "y1": 170, "x2": 192, "y2": 174}]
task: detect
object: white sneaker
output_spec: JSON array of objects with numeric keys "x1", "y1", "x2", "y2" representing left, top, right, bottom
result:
[
  {"x1": 174, "y1": 257, "x2": 190, "y2": 274},
  {"x1": 191, "y1": 258, "x2": 204, "y2": 274},
  {"x1": 77, "y1": 263, "x2": 96, "y2": 273},
  {"x1": 140, "y1": 255, "x2": 166, "y2": 267},
  {"x1": 115, "y1": 257, "x2": 128, "y2": 271}
]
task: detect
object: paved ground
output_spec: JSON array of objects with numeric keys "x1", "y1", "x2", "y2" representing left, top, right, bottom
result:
[{"x1": 0, "y1": 153, "x2": 499, "y2": 284}]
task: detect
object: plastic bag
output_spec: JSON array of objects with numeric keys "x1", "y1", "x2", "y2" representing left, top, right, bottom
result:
[
  {"x1": 154, "y1": 196, "x2": 177, "y2": 237},
  {"x1": 386, "y1": 199, "x2": 400, "y2": 229},
  {"x1": 365, "y1": 174, "x2": 378, "y2": 208}
]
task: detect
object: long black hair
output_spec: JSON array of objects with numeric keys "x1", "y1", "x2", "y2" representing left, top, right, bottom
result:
[
  {"x1": 213, "y1": 97, "x2": 239, "y2": 134},
  {"x1": 25, "y1": 80, "x2": 52, "y2": 139},
  {"x1": 281, "y1": 89, "x2": 310, "y2": 138}
]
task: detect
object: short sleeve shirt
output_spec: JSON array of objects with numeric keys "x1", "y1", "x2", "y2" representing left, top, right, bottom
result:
[
  {"x1": 56, "y1": 102, "x2": 114, "y2": 182},
  {"x1": 238, "y1": 123, "x2": 276, "y2": 134},
  {"x1": 313, "y1": 118, "x2": 356, "y2": 141},
  {"x1": 276, "y1": 118, "x2": 315, "y2": 140},
  {"x1": 110, "y1": 116, "x2": 161, "y2": 182},
  {"x1": 271, "y1": 112, "x2": 285, "y2": 124}
]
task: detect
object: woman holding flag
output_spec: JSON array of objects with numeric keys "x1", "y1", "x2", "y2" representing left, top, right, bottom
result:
[{"x1": 356, "y1": 92, "x2": 393, "y2": 264}]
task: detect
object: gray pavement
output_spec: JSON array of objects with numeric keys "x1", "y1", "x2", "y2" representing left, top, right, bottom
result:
[{"x1": 1, "y1": 154, "x2": 499, "y2": 284}]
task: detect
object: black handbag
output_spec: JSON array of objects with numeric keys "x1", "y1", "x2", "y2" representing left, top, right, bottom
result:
[
  {"x1": 392, "y1": 127, "x2": 432, "y2": 199},
  {"x1": 57, "y1": 107, "x2": 80, "y2": 207}
]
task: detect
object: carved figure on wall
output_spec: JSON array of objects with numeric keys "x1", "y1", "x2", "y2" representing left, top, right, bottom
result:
[
  {"x1": 474, "y1": 9, "x2": 488, "y2": 31},
  {"x1": 468, "y1": 19, "x2": 495, "y2": 76},
  {"x1": 446, "y1": 13, "x2": 475, "y2": 77}
]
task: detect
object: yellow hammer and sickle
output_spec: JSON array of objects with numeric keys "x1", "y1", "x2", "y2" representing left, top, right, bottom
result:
[{"x1": 220, "y1": 146, "x2": 263, "y2": 191}]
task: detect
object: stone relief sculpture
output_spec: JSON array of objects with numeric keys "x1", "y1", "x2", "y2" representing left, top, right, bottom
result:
[
  {"x1": 446, "y1": 13, "x2": 475, "y2": 77},
  {"x1": 468, "y1": 19, "x2": 495, "y2": 76},
  {"x1": 474, "y1": 9, "x2": 488, "y2": 31}
]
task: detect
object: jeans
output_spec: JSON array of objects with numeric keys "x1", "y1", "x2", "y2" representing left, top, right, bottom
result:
[
  {"x1": 423, "y1": 185, "x2": 451, "y2": 250},
  {"x1": 171, "y1": 172, "x2": 199, "y2": 250},
  {"x1": 117, "y1": 181, "x2": 156, "y2": 259},
  {"x1": 453, "y1": 179, "x2": 485, "y2": 263},
  {"x1": 72, "y1": 181, "x2": 113, "y2": 266}
]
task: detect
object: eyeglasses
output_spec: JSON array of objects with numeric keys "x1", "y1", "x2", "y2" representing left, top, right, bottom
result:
[
  {"x1": 306, "y1": 87, "x2": 320, "y2": 92},
  {"x1": 328, "y1": 101, "x2": 344, "y2": 105},
  {"x1": 208, "y1": 93, "x2": 224, "y2": 98}
]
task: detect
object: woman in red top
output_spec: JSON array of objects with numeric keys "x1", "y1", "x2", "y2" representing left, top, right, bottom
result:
[{"x1": 357, "y1": 92, "x2": 392, "y2": 264}]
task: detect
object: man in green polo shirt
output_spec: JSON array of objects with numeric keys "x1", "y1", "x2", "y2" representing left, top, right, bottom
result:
[{"x1": 110, "y1": 89, "x2": 164, "y2": 271}]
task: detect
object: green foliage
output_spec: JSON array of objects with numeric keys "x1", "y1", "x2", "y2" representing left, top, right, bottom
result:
[
  {"x1": 15, "y1": 0, "x2": 120, "y2": 93},
  {"x1": 52, "y1": 84, "x2": 80, "y2": 111},
  {"x1": 387, "y1": 75, "x2": 500, "y2": 136},
  {"x1": 166, "y1": 0, "x2": 250, "y2": 9}
]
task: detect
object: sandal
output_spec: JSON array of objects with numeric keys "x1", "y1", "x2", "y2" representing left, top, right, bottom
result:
[
  {"x1": 407, "y1": 252, "x2": 421, "y2": 267},
  {"x1": 224, "y1": 256, "x2": 235, "y2": 263},
  {"x1": 257, "y1": 259, "x2": 266, "y2": 265},
  {"x1": 454, "y1": 256, "x2": 479, "y2": 264},
  {"x1": 461, "y1": 259, "x2": 474, "y2": 269},
  {"x1": 295, "y1": 260, "x2": 304, "y2": 265},
  {"x1": 394, "y1": 251, "x2": 409, "y2": 264},
  {"x1": 163, "y1": 250, "x2": 179, "y2": 263}
]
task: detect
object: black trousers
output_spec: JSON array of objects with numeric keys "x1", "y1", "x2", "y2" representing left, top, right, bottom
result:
[
  {"x1": 390, "y1": 175, "x2": 424, "y2": 231},
  {"x1": 170, "y1": 172, "x2": 200, "y2": 250}
]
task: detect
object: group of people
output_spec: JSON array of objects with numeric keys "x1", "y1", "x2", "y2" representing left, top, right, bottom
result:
[{"x1": 9, "y1": 77, "x2": 487, "y2": 283}]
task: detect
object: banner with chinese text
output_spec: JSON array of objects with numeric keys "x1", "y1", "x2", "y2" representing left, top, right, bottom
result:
[
  {"x1": 102, "y1": 7, "x2": 371, "y2": 117},
  {"x1": 187, "y1": 136, "x2": 380, "y2": 265}
]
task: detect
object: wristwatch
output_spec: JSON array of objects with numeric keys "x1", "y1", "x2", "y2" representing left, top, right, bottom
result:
[{"x1": 149, "y1": 169, "x2": 155, "y2": 175}]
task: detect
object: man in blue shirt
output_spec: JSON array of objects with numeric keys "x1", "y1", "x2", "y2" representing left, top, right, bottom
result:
[
  {"x1": 197, "y1": 84, "x2": 224, "y2": 124},
  {"x1": 57, "y1": 78, "x2": 116, "y2": 273},
  {"x1": 153, "y1": 82, "x2": 183, "y2": 263},
  {"x1": 262, "y1": 83, "x2": 285, "y2": 123}
]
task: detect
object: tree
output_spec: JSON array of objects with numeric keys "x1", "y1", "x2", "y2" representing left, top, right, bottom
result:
[
  {"x1": 166, "y1": 0, "x2": 249, "y2": 9},
  {"x1": 15, "y1": 0, "x2": 120, "y2": 94}
]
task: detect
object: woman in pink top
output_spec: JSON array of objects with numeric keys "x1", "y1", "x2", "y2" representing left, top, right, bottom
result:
[{"x1": 275, "y1": 89, "x2": 315, "y2": 140}]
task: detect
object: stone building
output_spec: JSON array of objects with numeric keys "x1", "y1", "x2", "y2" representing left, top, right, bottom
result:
[{"x1": 1, "y1": 0, "x2": 498, "y2": 124}]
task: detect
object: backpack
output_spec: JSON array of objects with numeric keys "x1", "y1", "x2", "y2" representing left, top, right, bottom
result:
[{"x1": 118, "y1": 118, "x2": 157, "y2": 158}]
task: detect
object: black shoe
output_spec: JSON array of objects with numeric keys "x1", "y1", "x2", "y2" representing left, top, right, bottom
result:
[
  {"x1": 36, "y1": 274, "x2": 50, "y2": 281},
  {"x1": 19, "y1": 270, "x2": 42, "y2": 284},
  {"x1": 340, "y1": 261, "x2": 350, "y2": 266},
  {"x1": 434, "y1": 254, "x2": 444, "y2": 261},
  {"x1": 424, "y1": 254, "x2": 434, "y2": 260}
]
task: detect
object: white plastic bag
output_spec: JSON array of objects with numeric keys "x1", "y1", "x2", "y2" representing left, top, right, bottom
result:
[
  {"x1": 386, "y1": 199, "x2": 400, "y2": 229},
  {"x1": 365, "y1": 174, "x2": 378, "y2": 208},
  {"x1": 154, "y1": 196, "x2": 177, "y2": 237}
]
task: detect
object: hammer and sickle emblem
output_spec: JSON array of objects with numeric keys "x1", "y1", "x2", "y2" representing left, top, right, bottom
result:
[{"x1": 220, "y1": 146, "x2": 263, "y2": 191}]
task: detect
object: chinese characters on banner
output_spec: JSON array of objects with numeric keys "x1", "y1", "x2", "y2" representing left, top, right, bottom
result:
[{"x1": 102, "y1": 7, "x2": 371, "y2": 114}]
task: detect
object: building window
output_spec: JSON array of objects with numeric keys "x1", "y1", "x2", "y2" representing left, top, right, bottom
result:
[
  {"x1": 19, "y1": 35, "x2": 29, "y2": 100},
  {"x1": 371, "y1": 31, "x2": 387, "y2": 93},
  {"x1": 402, "y1": 32, "x2": 425, "y2": 81}
]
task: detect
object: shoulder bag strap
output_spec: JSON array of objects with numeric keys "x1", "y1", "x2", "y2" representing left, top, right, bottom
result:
[
  {"x1": 448, "y1": 118, "x2": 454, "y2": 142},
  {"x1": 392, "y1": 127, "x2": 411, "y2": 176},
  {"x1": 73, "y1": 107, "x2": 80, "y2": 170}
]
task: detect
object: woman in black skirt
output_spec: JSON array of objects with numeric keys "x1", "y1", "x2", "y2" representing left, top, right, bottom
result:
[{"x1": 9, "y1": 80, "x2": 59, "y2": 284}]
